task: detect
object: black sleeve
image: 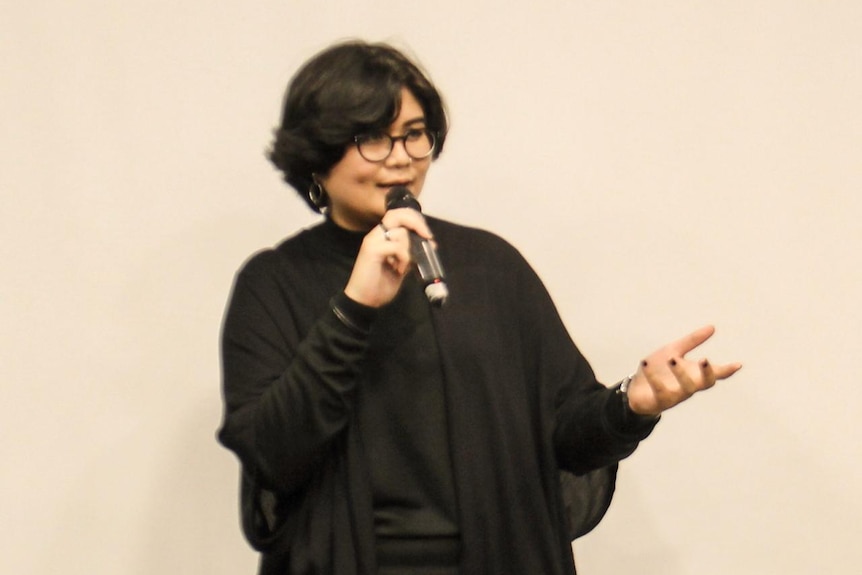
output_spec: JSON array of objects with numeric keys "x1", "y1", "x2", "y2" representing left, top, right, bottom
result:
[
  {"x1": 217, "y1": 258, "x2": 377, "y2": 495},
  {"x1": 511, "y1": 251, "x2": 656, "y2": 475},
  {"x1": 551, "y1": 343, "x2": 658, "y2": 474}
]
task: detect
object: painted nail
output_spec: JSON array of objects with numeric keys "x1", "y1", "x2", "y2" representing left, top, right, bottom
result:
[
  {"x1": 701, "y1": 359, "x2": 710, "y2": 368},
  {"x1": 641, "y1": 360, "x2": 648, "y2": 368},
  {"x1": 669, "y1": 358, "x2": 677, "y2": 367}
]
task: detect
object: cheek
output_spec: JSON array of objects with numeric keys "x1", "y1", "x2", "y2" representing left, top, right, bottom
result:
[
  {"x1": 341, "y1": 161, "x2": 380, "y2": 187},
  {"x1": 324, "y1": 157, "x2": 378, "y2": 191},
  {"x1": 354, "y1": 167, "x2": 379, "y2": 185}
]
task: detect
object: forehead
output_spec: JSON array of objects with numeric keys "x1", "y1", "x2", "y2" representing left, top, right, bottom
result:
[{"x1": 391, "y1": 88, "x2": 425, "y2": 125}]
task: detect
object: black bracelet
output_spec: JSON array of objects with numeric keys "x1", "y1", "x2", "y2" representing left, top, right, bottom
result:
[{"x1": 331, "y1": 303, "x2": 369, "y2": 335}]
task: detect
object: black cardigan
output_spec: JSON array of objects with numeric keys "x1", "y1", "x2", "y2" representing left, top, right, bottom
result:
[{"x1": 218, "y1": 216, "x2": 656, "y2": 575}]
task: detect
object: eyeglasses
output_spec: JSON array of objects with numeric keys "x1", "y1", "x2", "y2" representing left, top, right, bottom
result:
[{"x1": 354, "y1": 128, "x2": 437, "y2": 162}]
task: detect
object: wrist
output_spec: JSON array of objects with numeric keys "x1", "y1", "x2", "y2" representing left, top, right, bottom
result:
[
  {"x1": 330, "y1": 292, "x2": 378, "y2": 335},
  {"x1": 617, "y1": 375, "x2": 661, "y2": 423}
]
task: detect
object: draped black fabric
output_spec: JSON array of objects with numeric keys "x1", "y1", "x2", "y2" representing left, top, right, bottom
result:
[{"x1": 218, "y1": 216, "x2": 655, "y2": 574}]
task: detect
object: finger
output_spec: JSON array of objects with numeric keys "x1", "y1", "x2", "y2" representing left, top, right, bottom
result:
[
  {"x1": 386, "y1": 255, "x2": 410, "y2": 276},
  {"x1": 699, "y1": 359, "x2": 717, "y2": 390},
  {"x1": 711, "y1": 362, "x2": 743, "y2": 381},
  {"x1": 640, "y1": 359, "x2": 681, "y2": 406},
  {"x1": 381, "y1": 208, "x2": 434, "y2": 240},
  {"x1": 671, "y1": 324, "x2": 716, "y2": 356},
  {"x1": 377, "y1": 222, "x2": 392, "y2": 242},
  {"x1": 378, "y1": 226, "x2": 412, "y2": 260},
  {"x1": 668, "y1": 357, "x2": 699, "y2": 396},
  {"x1": 373, "y1": 221, "x2": 405, "y2": 248},
  {"x1": 380, "y1": 235, "x2": 411, "y2": 273},
  {"x1": 368, "y1": 225, "x2": 411, "y2": 271}
]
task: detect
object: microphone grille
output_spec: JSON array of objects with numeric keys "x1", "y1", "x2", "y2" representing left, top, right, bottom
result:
[{"x1": 385, "y1": 186, "x2": 422, "y2": 212}]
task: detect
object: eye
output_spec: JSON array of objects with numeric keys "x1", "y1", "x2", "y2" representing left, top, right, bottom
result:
[
  {"x1": 359, "y1": 132, "x2": 389, "y2": 145},
  {"x1": 404, "y1": 128, "x2": 427, "y2": 141}
]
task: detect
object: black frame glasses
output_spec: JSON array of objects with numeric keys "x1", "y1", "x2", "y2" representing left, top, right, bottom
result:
[{"x1": 353, "y1": 128, "x2": 437, "y2": 162}]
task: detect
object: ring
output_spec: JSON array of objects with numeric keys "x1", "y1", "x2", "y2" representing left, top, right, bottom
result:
[{"x1": 379, "y1": 222, "x2": 391, "y2": 241}]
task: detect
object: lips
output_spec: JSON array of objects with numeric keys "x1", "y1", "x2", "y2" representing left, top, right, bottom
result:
[{"x1": 378, "y1": 181, "x2": 411, "y2": 189}]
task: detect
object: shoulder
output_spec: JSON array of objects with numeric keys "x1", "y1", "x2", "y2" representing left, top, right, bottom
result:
[
  {"x1": 238, "y1": 224, "x2": 323, "y2": 272},
  {"x1": 426, "y1": 216, "x2": 512, "y2": 247},
  {"x1": 427, "y1": 216, "x2": 554, "y2": 305},
  {"x1": 226, "y1": 226, "x2": 334, "y2": 306},
  {"x1": 427, "y1": 216, "x2": 527, "y2": 268}
]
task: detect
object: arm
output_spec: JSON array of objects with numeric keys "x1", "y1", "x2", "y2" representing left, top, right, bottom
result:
[
  {"x1": 218, "y1": 208, "x2": 437, "y2": 495},
  {"x1": 218, "y1": 266, "x2": 376, "y2": 495},
  {"x1": 552, "y1": 323, "x2": 741, "y2": 473},
  {"x1": 504, "y1": 253, "x2": 650, "y2": 475}
]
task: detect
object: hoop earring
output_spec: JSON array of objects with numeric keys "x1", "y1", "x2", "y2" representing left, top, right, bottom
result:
[{"x1": 308, "y1": 180, "x2": 327, "y2": 212}]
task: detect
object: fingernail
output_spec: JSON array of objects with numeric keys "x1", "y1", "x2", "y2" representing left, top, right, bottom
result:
[
  {"x1": 641, "y1": 360, "x2": 648, "y2": 368},
  {"x1": 701, "y1": 359, "x2": 710, "y2": 368},
  {"x1": 669, "y1": 358, "x2": 677, "y2": 367}
]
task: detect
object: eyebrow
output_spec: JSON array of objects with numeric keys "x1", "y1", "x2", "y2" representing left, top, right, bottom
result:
[{"x1": 400, "y1": 117, "x2": 427, "y2": 127}]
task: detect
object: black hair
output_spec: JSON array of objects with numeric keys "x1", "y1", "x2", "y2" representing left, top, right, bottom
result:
[{"x1": 267, "y1": 40, "x2": 448, "y2": 212}]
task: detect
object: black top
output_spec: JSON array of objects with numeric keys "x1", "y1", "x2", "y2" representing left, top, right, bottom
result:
[
  {"x1": 359, "y1": 271, "x2": 459, "y2": 538},
  {"x1": 315, "y1": 219, "x2": 459, "y2": 538},
  {"x1": 218, "y1": 215, "x2": 658, "y2": 575}
]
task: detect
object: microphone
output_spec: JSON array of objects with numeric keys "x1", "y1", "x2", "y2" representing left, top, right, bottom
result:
[{"x1": 385, "y1": 186, "x2": 449, "y2": 307}]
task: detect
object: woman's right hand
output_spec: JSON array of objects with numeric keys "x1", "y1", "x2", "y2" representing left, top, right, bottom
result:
[{"x1": 343, "y1": 208, "x2": 435, "y2": 308}]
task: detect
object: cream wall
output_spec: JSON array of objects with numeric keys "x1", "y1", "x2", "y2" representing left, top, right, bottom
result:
[{"x1": 2, "y1": 2, "x2": 860, "y2": 573}]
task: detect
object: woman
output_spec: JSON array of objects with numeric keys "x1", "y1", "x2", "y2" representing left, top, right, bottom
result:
[{"x1": 217, "y1": 40, "x2": 741, "y2": 575}]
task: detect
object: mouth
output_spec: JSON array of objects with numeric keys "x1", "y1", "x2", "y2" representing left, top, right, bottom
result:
[{"x1": 378, "y1": 181, "x2": 412, "y2": 191}]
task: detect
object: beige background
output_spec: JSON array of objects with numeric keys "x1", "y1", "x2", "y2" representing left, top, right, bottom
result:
[{"x1": 2, "y1": 1, "x2": 860, "y2": 573}]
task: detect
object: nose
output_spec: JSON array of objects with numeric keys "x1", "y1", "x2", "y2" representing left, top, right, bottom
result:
[{"x1": 385, "y1": 138, "x2": 412, "y2": 167}]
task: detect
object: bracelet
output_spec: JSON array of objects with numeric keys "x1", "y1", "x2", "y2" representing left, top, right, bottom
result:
[
  {"x1": 614, "y1": 374, "x2": 634, "y2": 415},
  {"x1": 619, "y1": 374, "x2": 634, "y2": 395},
  {"x1": 331, "y1": 303, "x2": 368, "y2": 335}
]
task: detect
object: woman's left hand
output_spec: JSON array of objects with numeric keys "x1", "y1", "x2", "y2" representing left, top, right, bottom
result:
[{"x1": 625, "y1": 325, "x2": 742, "y2": 416}]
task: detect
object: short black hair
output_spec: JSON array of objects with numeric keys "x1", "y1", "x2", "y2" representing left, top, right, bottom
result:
[{"x1": 268, "y1": 40, "x2": 448, "y2": 212}]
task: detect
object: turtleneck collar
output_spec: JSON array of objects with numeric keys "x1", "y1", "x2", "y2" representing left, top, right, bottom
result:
[{"x1": 314, "y1": 216, "x2": 368, "y2": 259}]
